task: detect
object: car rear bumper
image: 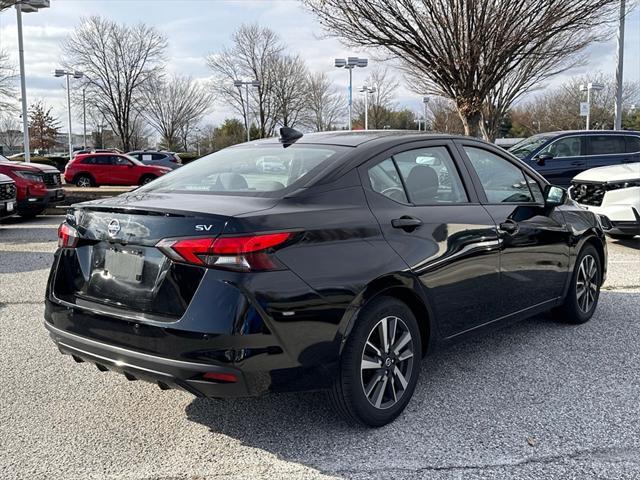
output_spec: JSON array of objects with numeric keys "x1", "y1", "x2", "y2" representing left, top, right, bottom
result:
[{"x1": 44, "y1": 320, "x2": 252, "y2": 398}]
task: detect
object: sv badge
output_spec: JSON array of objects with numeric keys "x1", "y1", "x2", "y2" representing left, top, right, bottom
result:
[{"x1": 195, "y1": 225, "x2": 214, "y2": 232}]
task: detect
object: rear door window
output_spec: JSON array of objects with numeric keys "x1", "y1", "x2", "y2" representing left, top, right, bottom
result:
[
  {"x1": 393, "y1": 146, "x2": 468, "y2": 204},
  {"x1": 588, "y1": 136, "x2": 626, "y2": 155},
  {"x1": 625, "y1": 136, "x2": 640, "y2": 153},
  {"x1": 80, "y1": 156, "x2": 95, "y2": 165}
]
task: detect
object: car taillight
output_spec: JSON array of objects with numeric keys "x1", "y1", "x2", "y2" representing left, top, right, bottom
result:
[
  {"x1": 156, "y1": 232, "x2": 291, "y2": 272},
  {"x1": 58, "y1": 223, "x2": 79, "y2": 248}
]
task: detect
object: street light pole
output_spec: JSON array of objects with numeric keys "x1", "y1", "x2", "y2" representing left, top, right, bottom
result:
[
  {"x1": 614, "y1": 0, "x2": 626, "y2": 130},
  {"x1": 16, "y1": 3, "x2": 30, "y2": 162},
  {"x1": 82, "y1": 87, "x2": 87, "y2": 148},
  {"x1": 334, "y1": 57, "x2": 368, "y2": 130},
  {"x1": 359, "y1": 85, "x2": 376, "y2": 130},
  {"x1": 65, "y1": 74, "x2": 72, "y2": 159},
  {"x1": 580, "y1": 82, "x2": 605, "y2": 130},
  {"x1": 54, "y1": 69, "x2": 84, "y2": 159},
  {"x1": 422, "y1": 96, "x2": 430, "y2": 132},
  {"x1": 234, "y1": 79, "x2": 260, "y2": 142}
]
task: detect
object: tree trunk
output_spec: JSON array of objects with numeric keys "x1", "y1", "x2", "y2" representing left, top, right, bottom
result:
[{"x1": 458, "y1": 110, "x2": 483, "y2": 138}]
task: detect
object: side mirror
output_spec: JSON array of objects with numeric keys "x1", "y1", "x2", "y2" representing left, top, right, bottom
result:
[
  {"x1": 535, "y1": 153, "x2": 553, "y2": 166},
  {"x1": 544, "y1": 185, "x2": 566, "y2": 207}
]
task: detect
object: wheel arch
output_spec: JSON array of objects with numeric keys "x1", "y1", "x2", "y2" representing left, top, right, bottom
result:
[
  {"x1": 339, "y1": 273, "x2": 437, "y2": 358},
  {"x1": 73, "y1": 171, "x2": 94, "y2": 184}
]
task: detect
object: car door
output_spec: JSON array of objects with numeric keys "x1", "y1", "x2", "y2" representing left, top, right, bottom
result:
[
  {"x1": 456, "y1": 142, "x2": 571, "y2": 316},
  {"x1": 110, "y1": 155, "x2": 136, "y2": 185},
  {"x1": 532, "y1": 135, "x2": 587, "y2": 187},
  {"x1": 360, "y1": 140, "x2": 503, "y2": 338},
  {"x1": 586, "y1": 135, "x2": 633, "y2": 168}
]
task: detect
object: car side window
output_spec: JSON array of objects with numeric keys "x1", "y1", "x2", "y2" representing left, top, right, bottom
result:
[
  {"x1": 393, "y1": 146, "x2": 468, "y2": 204},
  {"x1": 625, "y1": 136, "x2": 640, "y2": 154},
  {"x1": 142, "y1": 154, "x2": 153, "y2": 161},
  {"x1": 95, "y1": 156, "x2": 111, "y2": 165},
  {"x1": 539, "y1": 136, "x2": 582, "y2": 158},
  {"x1": 524, "y1": 172, "x2": 544, "y2": 203},
  {"x1": 464, "y1": 146, "x2": 536, "y2": 203},
  {"x1": 588, "y1": 136, "x2": 626, "y2": 155},
  {"x1": 113, "y1": 156, "x2": 131, "y2": 166},
  {"x1": 152, "y1": 153, "x2": 165, "y2": 160},
  {"x1": 367, "y1": 158, "x2": 408, "y2": 203},
  {"x1": 81, "y1": 157, "x2": 95, "y2": 165}
]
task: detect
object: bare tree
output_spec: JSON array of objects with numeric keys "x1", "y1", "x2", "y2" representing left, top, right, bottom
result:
[
  {"x1": 304, "y1": 0, "x2": 620, "y2": 137},
  {"x1": 143, "y1": 75, "x2": 213, "y2": 150},
  {"x1": 0, "y1": 50, "x2": 17, "y2": 112},
  {"x1": 353, "y1": 66, "x2": 399, "y2": 129},
  {"x1": 62, "y1": 16, "x2": 167, "y2": 151},
  {"x1": 303, "y1": 72, "x2": 345, "y2": 131},
  {"x1": 511, "y1": 73, "x2": 640, "y2": 135},
  {"x1": 272, "y1": 54, "x2": 309, "y2": 128},
  {"x1": 207, "y1": 24, "x2": 283, "y2": 138},
  {"x1": 427, "y1": 97, "x2": 465, "y2": 135},
  {"x1": 0, "y1": 114, "x2": 23, "y2": 150}
]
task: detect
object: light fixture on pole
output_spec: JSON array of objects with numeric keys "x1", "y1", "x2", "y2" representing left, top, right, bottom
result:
[
  {"x1": 359, "y1": 85, "x2": 376, "y2": 130},
  {"x1": 6, "y1": 0, "x2": 51, "y2": 163},
  {"x1": 234, "y1": 79, "x2": 261, "y2": 142},
  {"x1": 335, "y1": 56, "x2": 368, "y2": 130},
  {"x1": 579, "y1": 82, "x2": 605, "y2": 130},
  {"x1": 54, "y1": 69, "x2": 84, "y2": 160},
  {"x1": 422, "y1": 96, "x2": 430, "y2": 132}
]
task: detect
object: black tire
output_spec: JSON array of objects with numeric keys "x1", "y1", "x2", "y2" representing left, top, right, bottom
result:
[
  {"x1": 140, "y1": 175, "x2": 156, "y2": 185},
  {"x1": 607, "y1": 232, "x2": 637, "y2": 240},
  {"x1": 329, "y1": 296, "x2": 422, "y2": 427},
  {"x1": 554, "y1": 244, "x2": 602, "y2": 324},
  {"x1": 74, "y1": 174, "x2": 94, "y2": 188}
]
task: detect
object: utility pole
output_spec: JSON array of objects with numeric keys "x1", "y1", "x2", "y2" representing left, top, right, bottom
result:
[{"x1": 614, "y1": 0, "x2": 626, "y2": 130}]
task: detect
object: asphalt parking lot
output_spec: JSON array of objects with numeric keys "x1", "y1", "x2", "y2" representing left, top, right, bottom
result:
[{"x1": 1, "y1": 216, "x2": 639, "y2": 480}]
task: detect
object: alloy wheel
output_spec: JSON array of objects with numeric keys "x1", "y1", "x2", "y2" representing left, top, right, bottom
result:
[
  {"x1": 77, "y1": 177, "x2": 91, "y2": 187},
  {"x1": 576, "y1": 254, "x2": 598, "y2": 313},
  {"x1": 360, "y1": 315, "x2": 414, "y2": 410}
]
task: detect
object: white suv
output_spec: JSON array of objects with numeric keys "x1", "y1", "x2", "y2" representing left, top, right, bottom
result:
[{"x1": 569, "y1": 163, "x2": 640, "y2": 239}]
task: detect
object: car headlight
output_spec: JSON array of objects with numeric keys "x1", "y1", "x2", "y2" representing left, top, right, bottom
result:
[{"x1": 14, "y1": 171, "x2": 44, "y2": 183}]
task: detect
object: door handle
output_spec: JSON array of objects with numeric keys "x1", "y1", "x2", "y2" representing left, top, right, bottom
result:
[
  {"x1": 570, "y1": 161, "x2": 585, "y2": 166},
  {"x1": 498, "y1": 220, "x2": 519, "y2": 235},
  {"x1": 392, "y1": 216, "x2": 423, "y2": 230}
]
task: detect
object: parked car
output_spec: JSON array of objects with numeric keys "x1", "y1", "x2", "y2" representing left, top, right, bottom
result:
[
  {"x1": 0, "y1": 173, "x2": 17, "y2": 219},
  {"x1": 127, "y1": 150, "x2": 182, "y2": 170},
  {"x1": 0, "y1": 157, "x2": 65, "y2": 217},
  {"x1": 71, "y1": 148, "x2": 123, "y2": 159},
  {"x1": 64, "y1": 152, "x2": 171, "y2": 187},
  {"x1": 509, "y1": 130, "x2": 640, "y2": 187},
  {"x1": 570, "y1": 162, "x2": 640, "y2": 239},
  {"x1": 45, "y1": 130, "x2": 607, "y2": 427}
]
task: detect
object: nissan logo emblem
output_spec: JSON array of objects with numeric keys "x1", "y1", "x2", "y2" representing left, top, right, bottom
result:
[{"x1": 107, "y1": 219, "x2": 121, "y2": 237}]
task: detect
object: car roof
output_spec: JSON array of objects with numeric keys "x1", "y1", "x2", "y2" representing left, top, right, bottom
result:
[
  {"x1": 542, "y1": 130, "x2": 639, "y2": 136},
  {"x1": 245, "y1": 130, "x2": 470, "y2": 148}
]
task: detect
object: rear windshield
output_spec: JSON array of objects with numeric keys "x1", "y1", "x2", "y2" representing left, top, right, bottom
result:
[{"x1": 136, "y1": 144, "x2": 347, "y2": 197}]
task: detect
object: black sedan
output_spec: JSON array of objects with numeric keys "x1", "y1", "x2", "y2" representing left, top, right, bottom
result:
[{"x1": 45, "y1": 129, "x2": 607, "y2": 427}]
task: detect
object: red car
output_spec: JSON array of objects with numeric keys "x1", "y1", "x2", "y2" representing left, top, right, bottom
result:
[
  {"x1": 64, "y1": 153, "x2": 171, "y2": 187},
  {"x1": 0, "y1": 157, "x2": 65, "y2": 217}
]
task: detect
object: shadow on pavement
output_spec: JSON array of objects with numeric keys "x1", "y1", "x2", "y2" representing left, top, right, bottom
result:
[{"x1": 183, "y1": 310, "x2": 596, "y2": 475}]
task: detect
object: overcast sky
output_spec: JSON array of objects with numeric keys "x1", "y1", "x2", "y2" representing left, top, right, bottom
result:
[{"x1": 0, "y1": 0, "x2": 638, "y2": 134}]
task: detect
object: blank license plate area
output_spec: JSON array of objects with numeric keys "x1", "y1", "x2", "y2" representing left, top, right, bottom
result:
[{"x1": 104, "y1": 249, "x2": 145, "y2": 282}]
